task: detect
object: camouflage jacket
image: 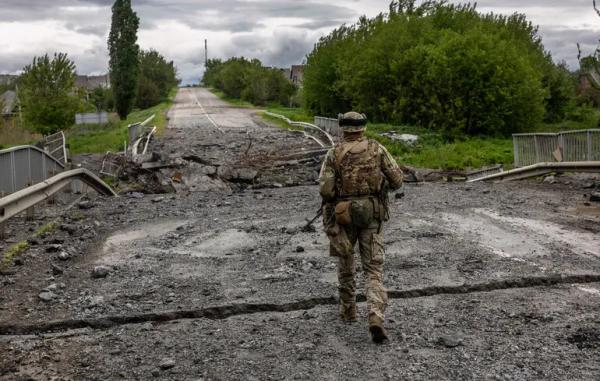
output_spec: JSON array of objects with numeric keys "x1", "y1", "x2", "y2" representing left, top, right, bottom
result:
[{"x1": 319, "y1": 137, "x2": 403, "y2": 226}]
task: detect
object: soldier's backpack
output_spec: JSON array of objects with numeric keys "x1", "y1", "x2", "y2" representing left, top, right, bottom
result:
[{"x1": 334, "y1": 139, "x2": 383, "y2": 198}]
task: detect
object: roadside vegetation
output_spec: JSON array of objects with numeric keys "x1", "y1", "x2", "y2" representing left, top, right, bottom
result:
[
  {"x1": 67, "y1": 88, "x2": 176, "y2": 155},
  {"x1": 203, "y1": 57, "x2": 296, "y2": 106},
  {"x1": 209, "y1": 1, "x2": 600, "y2": 170}
]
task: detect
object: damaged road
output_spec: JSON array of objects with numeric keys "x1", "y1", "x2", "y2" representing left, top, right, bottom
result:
[{"x1": 1, "y1": 88, "x2": 599, "y2": 380}]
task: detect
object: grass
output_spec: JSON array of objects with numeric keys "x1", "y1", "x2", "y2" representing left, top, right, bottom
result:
[
  {"x1": 34, "y1": 221, "x2": 59, "y2": 237},
  {"x1": 265, "y1": 106, "x2": 314, "y2": 123},
  {"x1": 1, "y1": 241, "x2": 29, "y2": 270},
  {"x1": 209, "y1": 88, "x2": 254, "y2": 108},
  {"x1": 0, "y1": 121, "x2": 41, "y2": 149},
  {"x1": 365, "y1": 123, "x2": 514, "y2": 170},
  {"x1": 67, "y1": 88, "x2": 177, "y2": 155}
]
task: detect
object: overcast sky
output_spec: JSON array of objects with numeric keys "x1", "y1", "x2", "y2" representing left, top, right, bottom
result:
[{"x1": 0, "y1": 0, "x2": 599, "y2": 84}]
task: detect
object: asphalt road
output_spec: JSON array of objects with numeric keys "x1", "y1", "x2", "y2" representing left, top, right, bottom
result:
[{"x1": 1, "y1": 88, "x2": 599, "y2": 381}]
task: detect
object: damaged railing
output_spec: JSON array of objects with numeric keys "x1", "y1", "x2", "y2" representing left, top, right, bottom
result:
[
  {"x1": 0, "y1": 145, "x2": 65, "y2": 196},
  {"x1": 467, "y1": 161, "x2": 600, "y2": 183},
  {"x1": 513, "y1": 129, "x2": 600, "y2": 167},
  {"x1": 264, "y1": 112, "x2": 334, "y2": 148},
  {"x1": 0, "y1": 169, "x2": 117, "y2": 229}
]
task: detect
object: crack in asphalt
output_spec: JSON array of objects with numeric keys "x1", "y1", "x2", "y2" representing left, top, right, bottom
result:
[{"x1": 1, "y1": 273, "x2": 599, "y2": 336}]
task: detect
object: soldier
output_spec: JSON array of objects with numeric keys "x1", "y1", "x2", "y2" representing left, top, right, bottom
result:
[{"x1": 319, "y1": 111, "x2": 403, "y2": 344}]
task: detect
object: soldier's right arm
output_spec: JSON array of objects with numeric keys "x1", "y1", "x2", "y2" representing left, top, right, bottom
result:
[
  {"x1": 318, "y1": 149, "x2": 337, "y2": 201},
  {"x1": 379, "y1": 144, "x2": 403, "y2": 191}
]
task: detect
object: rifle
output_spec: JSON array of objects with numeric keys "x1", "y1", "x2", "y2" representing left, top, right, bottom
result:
[{"x1": 301, "y1": 207, "x2": 323, "y2": 232}]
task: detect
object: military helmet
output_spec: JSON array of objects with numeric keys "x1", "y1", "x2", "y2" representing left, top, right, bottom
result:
[{"x1": 338, "y1": 111, "x2": 367, "y2": 132}]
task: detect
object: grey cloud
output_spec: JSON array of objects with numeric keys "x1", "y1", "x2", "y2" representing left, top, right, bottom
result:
[{"x1": 1, "y1": 0, "x2": 599, "y2": 82}]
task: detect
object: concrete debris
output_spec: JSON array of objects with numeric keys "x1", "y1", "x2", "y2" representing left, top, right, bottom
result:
[
  {"x1": 58, "y1": 251, "x2": 71, "y2": 261},
  {"x1": 77, "y1": 201, "x2": 96, "y2": 210},
  {"x1": 51, "y1": 264, "x2": 64, "y2": 275},
  {"x1": 91, "y1": 266, "x2": 110, "y2": 279},
  {"x1": 159, "y1": 358, "x2": 176, "y2": 370},
  {"x1": 437, "y1": 335, "x2": 464, "y2": 348},
  {"x1": 590, "y1": 192, "x2": 600, "y2": 202},
  {"x1": 379, "y1": 132, "x2": 419, "y2": 145},
  {"x1": 217, "y1": 166, "x2": 258, "y2": 183},
  {"x1": 543, "y1": 176, "x2": 556, "y2": 184},
  {"x1": 38, "y1": 291, "x2": 57, "y2": 302}
]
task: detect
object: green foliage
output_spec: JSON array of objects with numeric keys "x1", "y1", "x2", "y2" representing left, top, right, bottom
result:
[
  {"x1": 19, "y1": 53, "x2": 79, "y2": 135},
  {"x1": 108, "y1": 0, "x2": 140, "y2": 119},
  {"x1": 89, "y1": 87, "x2": 115, "y2": 112},
  {"x1": 365, "y1": 123, "x2": 514, "y2": 169},
  {"x1": 1, "y1": 241, "x2": 29, "y2": 270},
  {"x1": 203, "y1": 57, "x2": 296, "y2": 106},
  {"x1": 266, "y1": 106, "x2": 314, "y2": 123},
  {"x1": 136, "y1": 49, "x2": 179, "y2": 109},
  {"x1": 67, "y1": 89, "x2": 175, "y2": 154},
  {"x1": 303, "y1": 0, "x2": 574, "y2": 136}
]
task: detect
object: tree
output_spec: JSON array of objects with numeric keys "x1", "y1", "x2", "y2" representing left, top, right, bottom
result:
[
  {"x1": 136, "y1": 49, "x2": 179, "y2": 108},
  {"x1": 19, "y1": 53, "x2": 79, "y2": 135},
  {"x1": 303, "y1": 0, "x2": 572, "y2": 136},
  {"x1": 203, "y1": 57, "x2": 297, "y2": 105},
  {"x1": 108, "y1": 0, "x2": 139, "y2": 119}
]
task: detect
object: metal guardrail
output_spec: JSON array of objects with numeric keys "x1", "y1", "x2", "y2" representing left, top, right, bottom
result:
[
  {"x1": 314, "y1": 116, "x2": 341, "y2": 139},
  {"x1": 132, "y1": 126, "x2": 157, "y2": 156},
  {"x1": 0, "y1": 145, "x2": 65, "y2": 196},
  {"x1": 264, "y1": 112, "x2": 334, "y2": 147},
  {"x1": 41, "y1": 131, "x2": 68, "y2": 164},
  {"x1": 128, "y1": 114, "x2": 156, "y2": 145},
  {"x1": 513, "y1": 129, "x2": 600, "y2": 167},
  {"x1": 465, "y1": 165, "x2": 504, "y2": 181},
  {"x1": 467, "y1": 161, "x2": 600, "y2": 183},
  {"x1": 0, "y1": 168, "x2": 117, "y2": 224}
]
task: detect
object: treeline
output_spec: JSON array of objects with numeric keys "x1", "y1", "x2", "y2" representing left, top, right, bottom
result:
[
  {"x1": 303, "y1": 0, "x2": 578, "y2": 137},
  {"x1": 13, "y1": 49, "x2": 178, "y2": 135},
  {"x1": 203, "y1": 57, "x2": 296, "y2": 105}
]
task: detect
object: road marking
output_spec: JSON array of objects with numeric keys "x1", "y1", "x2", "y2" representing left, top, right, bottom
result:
[{"x1": 190, "y1": 89, "x2": 224, "y2": 134}]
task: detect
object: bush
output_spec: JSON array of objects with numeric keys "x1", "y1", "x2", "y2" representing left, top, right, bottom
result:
[
  {"x1": 303, "y1": 0, "x2": 575, "y2": 137},
  {"x1": 136, "y1": 49, "x2": 179, "y2": 109},
  {"x1": 203, "y1": 57, "x2": 296, "y2": 106},
  {"x1": 19, "y1": 53, "x2": 80, "y2": 135}
]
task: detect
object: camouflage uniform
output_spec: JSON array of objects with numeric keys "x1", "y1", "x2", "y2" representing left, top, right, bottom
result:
[{"x1": 319, "y1": 117, "x2": 403, "y2": 339}]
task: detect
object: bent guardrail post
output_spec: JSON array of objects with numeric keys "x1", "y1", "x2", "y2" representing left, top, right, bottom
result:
[
  {"x1": 264, "y1": 112, "x2": 334, "y2": 147},
  {"x1": 0, "y1": 169, "x2": 117, "y2": 225},
  {"x1": 467, "y1": 161, "x2": 600, "y2": 183}
]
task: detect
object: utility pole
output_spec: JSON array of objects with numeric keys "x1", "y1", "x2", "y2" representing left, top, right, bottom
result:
[{"x1": 204, "y1": 39, "x2": 208, "y2": 67}]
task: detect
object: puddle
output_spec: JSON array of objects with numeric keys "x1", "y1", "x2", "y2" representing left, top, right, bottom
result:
[
  {"x1": 440, "y1": 211, "x2": 545, "y2": 259},
  {"x1": 439, "y1": 209, "x2": 600, "y2": 262},
  {"x1": 187, "y1": 229, "x2": 255, "y2": 258},
  {"x1": 476, "y1": 209, "x2": 600, "y2": 257},
  {"x1": 100, "y1": 220, "x2": 190, "y2": 263}
]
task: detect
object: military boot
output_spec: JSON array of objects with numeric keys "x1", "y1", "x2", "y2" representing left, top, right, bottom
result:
[
  {"x1": 368, "y1": 314, "x2": 389, "y2": 344},
  {"x1": 340, "y1": 304, "x2": 357, "y2": 323}
]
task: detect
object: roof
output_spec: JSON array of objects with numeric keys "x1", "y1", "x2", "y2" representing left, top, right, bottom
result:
[
  {"x1": 75, "y1": 74, "x2": 110, "y2": 90},
  {"x1": 0, "y1": 90, "x2": 17, "y2": 115}
]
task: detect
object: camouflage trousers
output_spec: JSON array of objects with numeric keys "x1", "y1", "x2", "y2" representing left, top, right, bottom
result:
[{"x1": 331, "y1": 220, "x2": 388, "y2": 320}]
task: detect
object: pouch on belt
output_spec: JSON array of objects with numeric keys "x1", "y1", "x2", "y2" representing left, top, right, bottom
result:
[
  {"x1": 335, "y1": 201, "x2": 352, "y2": 225},
  {"x1": 350, "y1": 198, "x2": 375, "y2": 228}
]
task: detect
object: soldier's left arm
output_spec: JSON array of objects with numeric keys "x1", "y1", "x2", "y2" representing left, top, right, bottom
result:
[
  {"x1": 318, "y1": 149, "x2": 337, "y2": 201},
  {"x1": 379, "y1": 144, "x2": 403, "y2": 191}
]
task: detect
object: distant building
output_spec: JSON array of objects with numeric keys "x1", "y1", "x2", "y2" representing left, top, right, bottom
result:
[
  {"x1": 1, "y1": 90, "x2": 18, "y2": 117},
  {"x1": 75, "y1": 74, "x2": 110, "y2": 91},
  {"x1": 0, "y1": 74, "x2": 18, "y2": 86},
  {"x1": 289, "y1": 65, "x2": 305, "y2": 86}
]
